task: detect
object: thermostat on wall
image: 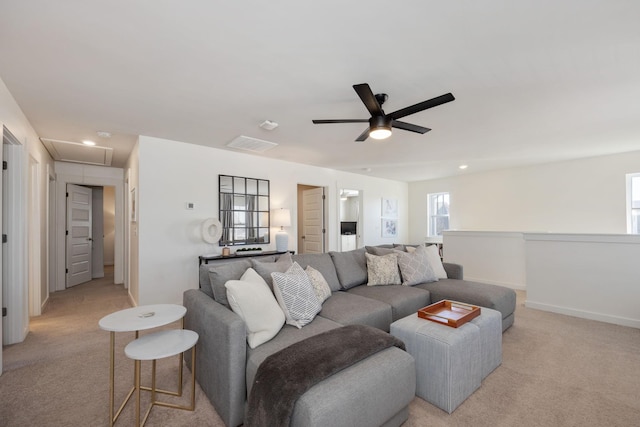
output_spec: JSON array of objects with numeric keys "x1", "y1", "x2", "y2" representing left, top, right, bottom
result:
[{"x1": 186, "y1": 202, "x2": 194, "y2": 210}]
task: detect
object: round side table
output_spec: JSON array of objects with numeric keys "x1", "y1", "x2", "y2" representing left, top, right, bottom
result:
[
  {"x1": 99, "y1": 304, "x2": 187, "y2": 426},
  {"x1": 125, "y1": 329, "x2": 199, "y2": 426}
]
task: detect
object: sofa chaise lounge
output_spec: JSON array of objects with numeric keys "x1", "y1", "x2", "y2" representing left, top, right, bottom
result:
[{"x1": 184, "y1": 245, "x2": 516, "y2": 426}]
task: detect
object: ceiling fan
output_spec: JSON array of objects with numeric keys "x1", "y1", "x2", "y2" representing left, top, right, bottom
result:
[{"x1": 312, "y1": 83, "x2": 455, "y2": 142}]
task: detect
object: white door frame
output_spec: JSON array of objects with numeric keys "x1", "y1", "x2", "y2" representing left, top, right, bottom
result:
[
  {"x1": 28, "y1": 154, "x2": 41, "y2": 315},
  {"x1": 2, "y1": 127, "x2": 28, "y2": 345},
  {"x1": 54, "y1": 164, "x2": 125, "y2": 292}
]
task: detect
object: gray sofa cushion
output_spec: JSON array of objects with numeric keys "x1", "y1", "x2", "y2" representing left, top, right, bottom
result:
[
  {"x1": 207, "y1": 259, "x2": 252, "y2": 307},
  {"x1": 366, "y1": 246, "x2": 397, "y2": 256},
  {"x1": 246, "y1": 316, "x2": 342, "y2": 394},
  {"x1": 199, "y1": 263, "x2": 215, "y2": 298},
  {"x1": 250, "y1": 253, "x2": 293, "y2": 289},
  {"x1": 347, "y1": 284, "x2": 431, "y2": 322},
  {"x1": 291, "y1": 347, "x2": 414, "y2": 427},
  {"x1": 415, "y1": 279, "x2": 516, "y2": 331},
  {"x1": 318, "y1": 291, "x2": 392, "y2": 332},
  {"x1": 329, "y1": 248, "x2": 367, "y2": 289},
  {"x1": 292, "y1": 253, "x2": 342, "y2": 292}
]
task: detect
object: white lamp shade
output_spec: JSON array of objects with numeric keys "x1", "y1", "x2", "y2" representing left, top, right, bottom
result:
[{"x1": 271, "y1": 208, "x2": 291, "y2": 228}]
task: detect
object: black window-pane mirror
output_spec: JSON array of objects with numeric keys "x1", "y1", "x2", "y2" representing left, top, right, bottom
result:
[{"x1": 219, "y1": 175, "x2": 270, "y2": 246}]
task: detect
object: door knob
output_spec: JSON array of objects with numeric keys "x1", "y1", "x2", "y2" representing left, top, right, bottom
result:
[{"x1": 87, "y1": 237, "x2": 93, "y2": 241}]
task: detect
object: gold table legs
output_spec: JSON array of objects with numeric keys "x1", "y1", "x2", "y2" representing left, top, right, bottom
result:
[
  {"x1": 108, "y1": 330, "x2": 188, "y2": 426},
  {"x1": 134, "y1": 345, "x2": 197, "y2": 426}
]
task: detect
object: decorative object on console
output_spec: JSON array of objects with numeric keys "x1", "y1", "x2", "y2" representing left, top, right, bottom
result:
[
  {"x1": 271, "y1": 208, "x2": 291, "y2": 252},
  {"x1": 201, "y1": 218, "x2": 223, "y2": 244}
]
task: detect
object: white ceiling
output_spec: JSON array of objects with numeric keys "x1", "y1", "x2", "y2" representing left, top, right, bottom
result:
[{"x1": 1, "y1": 1, "x2": 639, "y2": 182}]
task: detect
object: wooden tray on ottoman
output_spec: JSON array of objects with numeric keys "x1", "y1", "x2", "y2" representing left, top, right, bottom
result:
[{"x1": 417, "y1": 300, "x2": 481, "y2": 328}]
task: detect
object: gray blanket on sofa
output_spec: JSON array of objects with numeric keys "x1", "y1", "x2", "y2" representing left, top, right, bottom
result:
[{"x1": 245, "y1": 324, "x2": 406, "y2": 427}]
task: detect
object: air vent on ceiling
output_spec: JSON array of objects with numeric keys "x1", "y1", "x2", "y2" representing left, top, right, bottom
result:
[
  {"x1": 226, "y1": 135, "x2": 278, "y2": 153},
  {"x1": 40, "y1": 138, "x2": 113, "y2": 166}
]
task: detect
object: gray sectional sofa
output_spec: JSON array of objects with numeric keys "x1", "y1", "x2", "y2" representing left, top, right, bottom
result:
[{"x1": 184, "y1": 246, "x2": 516, "y2": 427}]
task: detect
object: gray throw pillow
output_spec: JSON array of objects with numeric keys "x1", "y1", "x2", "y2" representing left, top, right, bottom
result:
[
  {"x1": 329, "y1": 248, "x2": 367, "y2": 289},
  {"x1": 396, "y1": 245, "x2": 438, "y2": 286},
  {"x1": 251, "y1": 252, "x2": 293, "y2": 289},
  {"x1": 365, "y1": 246, "x2": 397, "y2": 256},
  {"x1": 291, "y1": 253, "x2": 342, "y2": 292},
  {"x1": 207, "y1": 260, "x2": 252, "y2": 307}
]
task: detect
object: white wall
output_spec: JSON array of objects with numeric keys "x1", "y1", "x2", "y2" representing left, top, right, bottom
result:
[
  {"x1": 126, "y1": 141, "x2": 139, "y2": 304},
  {"x1": 0, "y1": 76, "x2": 54, "y2": 350},
  {"x1": 103, "y1": 186, "x2": 115, "y2": 265},
  {"x1": 524, "y1": 233, "x2": 640, "y2": 328},
  {"x1": 408, "y1": 151, "x2": 640, "y2": 241},
  {"x1": 135, "y1": 136, "x2": 408, "y2": 305},
  {"x1": 443, "y1": 230, "x2": 527, "y2": 290}
]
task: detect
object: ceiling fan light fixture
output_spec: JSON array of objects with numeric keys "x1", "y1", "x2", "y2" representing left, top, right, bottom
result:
[{"x1": 369, "y1": 116, "x2": 392, "y2": 140}]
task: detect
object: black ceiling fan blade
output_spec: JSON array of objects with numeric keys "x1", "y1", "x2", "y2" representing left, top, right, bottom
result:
[
  {"x1": 355, "y1": 127, "x2": 370, "y2": 142},
  {"x1": 392, "y1": 120, "x2": 431, "y2": 134},
  {"x1": 387, "y1": 93, "x2": 455, "y2": 120},
  {"x1": 353, "y1": 83, "x2": 384, "y2": 117},
  {"x1": 312, "y1": 119, "x2": 369, "y2": 124}
]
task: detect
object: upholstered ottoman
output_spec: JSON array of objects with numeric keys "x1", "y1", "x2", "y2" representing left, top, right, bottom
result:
[
  {"x1": 390, "y1": 314, "x2": 482, "y2": 414},
  {"x1": 469, "y1": 307, "x2": 502, "y2": 379}
]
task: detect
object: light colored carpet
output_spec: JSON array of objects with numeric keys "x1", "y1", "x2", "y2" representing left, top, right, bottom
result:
[{"x1": 2, "y1": 268, "x2": 639, "y2": 426}]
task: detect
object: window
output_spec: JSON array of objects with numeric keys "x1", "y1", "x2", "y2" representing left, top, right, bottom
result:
[
  {"x1": 627, "y1": 173, "x2": 640, "y2": 234},
  {"x1": 428, "y1": 192, "x2": 450, "y2": 236}
]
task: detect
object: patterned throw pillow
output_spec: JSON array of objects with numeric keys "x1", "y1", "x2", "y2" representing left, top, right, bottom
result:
[
  {"x1": 271, "y1": 262, "x2": 322, "y2": 328},
  {"x1": 305, "y1": 266, "x2": 332, "y2": 303},
  {"x1": 396, "y1": 245, "x2": 438, "y2": 286},
  {"x1": 365, "y1": 252, "x2": 401, "y2": 286}
]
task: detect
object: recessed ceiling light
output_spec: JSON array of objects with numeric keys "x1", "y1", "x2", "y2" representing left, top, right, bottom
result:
[
  {"x1": 82, "y1": 140, "x2": 96, "y2": 146},
  {"x1": 362, "y1": 167, "x2": 372, "y2": 172},
  {"x1": 459, "y1": 164, "x2": 468, "y2": 170},
  {"x1": 96, "y1": 131, "x2": 112, "y2": 138}
]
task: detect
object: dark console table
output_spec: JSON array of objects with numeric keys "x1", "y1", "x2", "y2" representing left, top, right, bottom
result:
[{"x1": 199, "y1": 250, "x2": 293, "y2": 265}]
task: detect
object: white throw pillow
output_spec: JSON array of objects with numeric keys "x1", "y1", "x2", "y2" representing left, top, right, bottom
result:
[
  {"x1": 365, "y1": 252, "x2": 401, "y2": 286},
  {"x1": 305, "y1": 265, "x2": 332, "y2": 303},
  {"x1": 425, "y1": 244, "x2": 448, "y2": 279},
  {"x1": 271, "y1": 262, "x2": 322, "y2": 328},
  {"x1": 224, "y1": 271, "x2": 285, "y2": 349}
]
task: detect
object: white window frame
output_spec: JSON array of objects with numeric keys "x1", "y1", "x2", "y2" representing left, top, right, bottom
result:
[
  {"x1": 626, "y1": 173, "x2": 640, "y2": 234},
  {"x1": 427, "y1": 192, "x2": 450, "y2": 237}
]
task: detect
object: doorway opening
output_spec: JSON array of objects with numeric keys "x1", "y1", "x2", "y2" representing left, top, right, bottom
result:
[
  {"x1": 296, "y1": 184, "x2": 328, "y2": 254},
  {"x1": 339, "y1": 189, "x2": 363, "y2": 251},
  {"x1": 65, "y1": 184, "x2": 116, "y2": 289}
]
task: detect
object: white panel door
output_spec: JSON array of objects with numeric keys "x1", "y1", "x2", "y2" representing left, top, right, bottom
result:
[
  {"x1": 66, "y1": 184, "x2": 92, "y2": 287},
  {"x1": 301, "y1": 187, "x2": 324, "y2": 254}
]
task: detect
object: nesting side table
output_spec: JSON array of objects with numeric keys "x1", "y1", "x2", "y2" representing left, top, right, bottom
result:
[
  {"x1": 125, "y1": 329, "x2": 199, "y2": 426},
  {"x1": 99, "y1": 304, "x2": 187, "y2": 426}
]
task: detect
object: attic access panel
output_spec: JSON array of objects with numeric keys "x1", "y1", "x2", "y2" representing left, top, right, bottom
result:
[{"x1": 40, "y1": 138, "x2": 113, "y2": 166}]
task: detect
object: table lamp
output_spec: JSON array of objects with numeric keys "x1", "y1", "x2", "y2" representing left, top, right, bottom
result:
[{"x1": 272, "y1": 208, "x2": 291, "y2": 252}]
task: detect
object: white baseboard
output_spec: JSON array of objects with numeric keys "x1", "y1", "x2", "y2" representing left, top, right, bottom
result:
[{"x1": 525, "y1": 300, "x2": 640, "y2": 329}]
